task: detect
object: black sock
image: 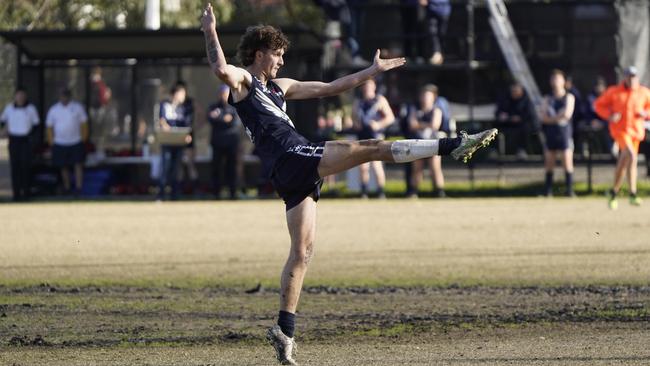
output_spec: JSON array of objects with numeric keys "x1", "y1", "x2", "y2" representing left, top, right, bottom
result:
[
  {"x1": 278, "y1": 311, "x2": 295, "y2": 338},
  {"x1": 610, "y1": 188, "x2": 619, "y2": 197},
  {"x1": 360, "y1": 183, "x2": 368, "y2": 196},
  {"x1": 544, "y1": 171, "x2": 553, "y2": 195},
  {"x1": 438, "y1": 137, "x2": 462, "y2": 156},
  {"x1": 377, "y1": 186, "x2": 385, "y2": 195},
  {"x1": 565, "y1": 171, "x2": 574, "y2": 194}
]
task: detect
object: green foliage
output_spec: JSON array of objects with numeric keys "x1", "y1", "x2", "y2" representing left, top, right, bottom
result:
[
  {"x1": 161, "y1": 0, "x2": 234, "y2": 29},
  {"x1": 224, "y1": 0, "x2": 324, "y2": 31},
  {"x1": 0, "y1": 0, "x2": 237, "y2": 30},
  {"x1": 0, "y1": 1, "x2": 323, "y2": 31}
]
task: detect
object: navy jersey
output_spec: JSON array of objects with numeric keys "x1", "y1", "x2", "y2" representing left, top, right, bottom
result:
[
  {"x1": 411, "y1": 105, "x2": 435, "y2": 139},
  {"x1": 542, "y1": 93, "x2": 572, "y2": 150},
  {"x1": 208, "y1": 101, "x2": 240, "y2": 146},
  {"x1": 546, "y1": 94, "x2": 571, "y2": 126},
  {"x1": 434, "y1": 96, "x2": 451, "y2": 133},
  {"x1": 229, "y1": 76, "x2": 310, "y2": 172},
  {"x1": 159, "y1": 99, "x2": 191, "y2": 128},
  {"x1": 356, "y1": 96, "x2": 382, "y2": 139},
  {"x1": 182, "y1": 97, "x2": 195, "y2": 127}
]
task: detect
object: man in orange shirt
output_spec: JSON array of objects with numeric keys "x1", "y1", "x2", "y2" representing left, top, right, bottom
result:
[{"x1": 594, "y1": 66, "x2": 650, "y2": 209}]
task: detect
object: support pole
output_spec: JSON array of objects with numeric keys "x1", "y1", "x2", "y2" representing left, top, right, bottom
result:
[
  {"x1": 467, "y1": 0, "x2": 476, "y2": 190},
  {"x1": 130, "y1": 64, "x2": 138, "y2": 154}
]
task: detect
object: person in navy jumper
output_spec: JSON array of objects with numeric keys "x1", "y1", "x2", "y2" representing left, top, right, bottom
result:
[
  {"x1": 201, "y1": 4, "x2": 496, "y2": 364},
  {"x1": 208, "y1": 84, "x2": 241, "y2": 199},
  {"x1": 157, "y1": 84, "x2": 192, "y2": 201}
]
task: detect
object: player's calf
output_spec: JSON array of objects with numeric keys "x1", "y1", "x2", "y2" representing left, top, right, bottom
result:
[{"x1": 392, "y1": 128, "x2": 498, "y2": 163}]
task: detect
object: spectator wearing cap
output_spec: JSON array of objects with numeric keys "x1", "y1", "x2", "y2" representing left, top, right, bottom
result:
[
  {"x1": 594, "y1": 66, "x2": 650, "y2": 208},
  {"x1": 1, "y1": 88, "x2": 40, "y2": 201},
  {"x1": 46, "y1": 88, "x2": 88, "y2": 195},
  {"x1": 208, "y1": 84, "x2": 241, "y2": 199}
]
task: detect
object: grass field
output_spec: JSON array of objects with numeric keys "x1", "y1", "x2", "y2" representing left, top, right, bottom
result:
[{"x1": 1, "y1": 198, "x2": 649, "y2": 365}]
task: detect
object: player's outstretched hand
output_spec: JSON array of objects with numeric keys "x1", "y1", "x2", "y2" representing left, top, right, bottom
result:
[
  {"x1": 372, "y1": 49, "x2": 406, "y2": 72},
  {"x1": 200, "y1": 3, "x2": 216, "y2": 32}
]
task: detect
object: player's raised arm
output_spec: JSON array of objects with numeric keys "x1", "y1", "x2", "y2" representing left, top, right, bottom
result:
[
  {"x1": 200, "y1": 3, "x2": 249, "y2": 91},
  {"x1": 275, "y1": 50, "x2": 406, "y2": 100}
]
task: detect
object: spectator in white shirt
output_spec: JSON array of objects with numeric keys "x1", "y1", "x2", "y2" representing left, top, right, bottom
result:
[
  {"x1": 46, "y1": 88, "x2": 88, "y2": 195},
  {"x1": 0, "y1": 88, "x2": 40, "y2": 201}
]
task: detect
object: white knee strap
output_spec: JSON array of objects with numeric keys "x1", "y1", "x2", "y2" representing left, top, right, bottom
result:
[{"x1": 391, "y1": 139, "x2": 439, "y2": 163}]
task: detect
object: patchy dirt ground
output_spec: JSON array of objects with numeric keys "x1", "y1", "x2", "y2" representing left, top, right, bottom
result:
[{"x1": 0, "y1": 285, "x2": 649, "y2": 365}]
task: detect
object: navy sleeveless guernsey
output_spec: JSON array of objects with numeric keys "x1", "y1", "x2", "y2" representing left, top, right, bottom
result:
[
  {"x1": 229, "y1": 75, "x2": 324, "y2": 210},
  {"x1": 229, "y1": 76, "x2": 311, "y2": 172},
  {"x1": 542, "y1": 93, "x2": 573, "y2": 151}
]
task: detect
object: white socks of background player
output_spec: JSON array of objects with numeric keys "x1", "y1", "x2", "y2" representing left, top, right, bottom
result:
[{"x1": 390, "y1": 139, "x2": 439, "y2": 163}]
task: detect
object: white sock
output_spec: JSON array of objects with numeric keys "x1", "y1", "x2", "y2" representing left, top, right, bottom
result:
[{"x1": 391, "y1": 139, "x2": 439, "y2": 163}]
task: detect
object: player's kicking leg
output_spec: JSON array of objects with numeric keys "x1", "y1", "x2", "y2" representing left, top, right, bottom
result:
[
  {"x1": 268, "y1": 196, "x2": 316, "y2": 365},
  {"x1": 318, "y1": 129, "x2": 498, "y2": 177}
]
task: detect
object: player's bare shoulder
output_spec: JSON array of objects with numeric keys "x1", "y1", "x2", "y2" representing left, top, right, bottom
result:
[
  {"x1": 270, "y1": 78, "x2": 296, "y2": 96},
  {"x1": 229, "y1": 68, "x2": 254, "y2": 103}
]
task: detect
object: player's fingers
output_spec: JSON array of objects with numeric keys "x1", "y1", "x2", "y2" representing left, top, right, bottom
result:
[{"x1": 374, "y1": 49, "x2": 380, "y2": 60}]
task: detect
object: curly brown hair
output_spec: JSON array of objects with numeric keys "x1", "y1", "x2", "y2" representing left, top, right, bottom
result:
[{"x1": 237, "y1": 25, "x2": 290, "y2": 66}]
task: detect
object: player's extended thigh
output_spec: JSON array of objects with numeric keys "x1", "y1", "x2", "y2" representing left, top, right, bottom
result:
[{"x1": 317, "y1": 140, "x2": 381, "y2": 178}]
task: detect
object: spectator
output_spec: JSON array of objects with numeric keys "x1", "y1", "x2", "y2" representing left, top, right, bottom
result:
[
  {"x1": 566, "y1": 74, "x2": 586, "y2": 150},
  {"x1": 400, "y1": 0, "x2": 450, "y2": 65},
  {"x1": 175, "y1": 81, "x2": 199, "y2": 194},
  {"x1": 208, "y1": 84, "x2": 241, "y2": 200},
  {"x1": 539, "y1": 69, "x2": 575, "y2": 197},
  {"x1": 594, "y1": 66, "x2": 650, "y2": 209},
  {"x1": 420, "y1": 0, "x2": 451, "y2": 65},
  {"x1": 89, "y1": 67, "x2": 119, "y2": 153},
  {"x1": 407, "y1": 84, "x2": 447, "y2": 197},
  {"x1": 352, "y1": 79, "x2": 395, "y2": 198},
  {"x1": 313, "y1": 0, "x2": 369, "y2": 66},
  {"x1": 157, "y1": 84, "x2": 192, "y2": 201},
  {"x1": 1, "y1": 88, "x2": 39, "y2": 201},
  {"x1": 566, "y1": 75, "x2": 586, "y2": 125},
  {"x1": 582, "y1": 76, "x2": 612, "y2": 154},
  {"x1": 46, "y1": 88, "x2": 88, "y2": 196},
  {"x1": 400, "y1": 0, "x2": 426, "y2": 63},
  {"x1": 495, "y1": 82, "x2": 536, "y2": 160},
  {"x1": 426, "y1": 0, "x2": 451, "y2": 65},
  {"x1": 347, "y1": 0, "x2": 368, "y2": 64}
]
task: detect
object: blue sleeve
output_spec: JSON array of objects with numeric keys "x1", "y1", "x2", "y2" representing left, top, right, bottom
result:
[{"x1": 159, "y1": 101, "x2": 169, "y2": 120}]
